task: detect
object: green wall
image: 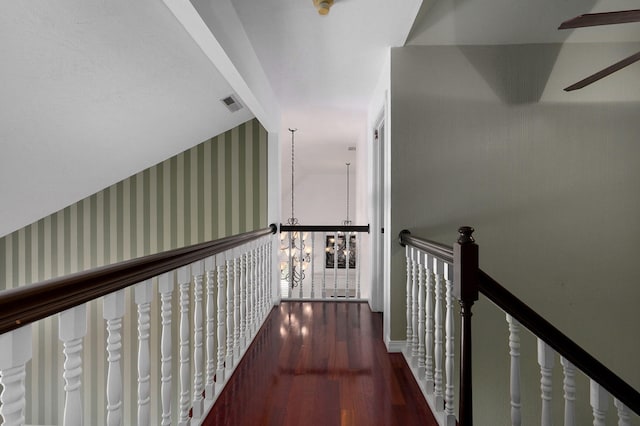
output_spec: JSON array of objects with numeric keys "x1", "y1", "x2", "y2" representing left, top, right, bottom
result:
[
  {"x1": 0, "y1": 118, "x2": 268, "y2": 425},
  {"x1": 0, "y1": 118, "x2": 267, "y2": 290},
  {"x1": 390, "y1": 44, "x2": 640, "y2": 425}
]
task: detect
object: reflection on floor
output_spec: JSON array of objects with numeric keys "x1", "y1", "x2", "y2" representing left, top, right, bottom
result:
[{"x1": 203, "y1": 301, "x2": 437, "y2": 426}]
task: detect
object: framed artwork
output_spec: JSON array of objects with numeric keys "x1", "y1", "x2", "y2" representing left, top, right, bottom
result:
[{"x1": 325, "y1": 234, "x2": 357, "y2": 269}]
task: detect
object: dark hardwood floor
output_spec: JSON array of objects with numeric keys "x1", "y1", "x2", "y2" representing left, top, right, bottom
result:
[{"x1": 203, "y1": 301, "x2": 437, "y2": 426}]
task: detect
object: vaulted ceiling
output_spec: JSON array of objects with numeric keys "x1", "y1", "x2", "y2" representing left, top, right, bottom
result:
[{"x1": 1, "y1": 0, "x2": 638, "y2": 237}]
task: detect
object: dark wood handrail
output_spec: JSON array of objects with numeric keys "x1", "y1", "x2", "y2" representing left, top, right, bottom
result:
[
  {"x1": 478, "y1": 270, "x2": 640, "y2": 414},
  {"x1": 398, "y1": 230, "x2": 454, "y2": 264},
  {"x1": 399, "y1": 227, "x2": 640, "y2": 419},
  {"x1": 0, "y1": 224, "x2": 277, "y2": 335},
  {"x1": 280, "y1": 224, "x2": 370, "y2": 233}
]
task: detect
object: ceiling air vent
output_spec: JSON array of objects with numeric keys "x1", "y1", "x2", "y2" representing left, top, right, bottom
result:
[{"x1": 220, "y1": 94, "x2": 243, "y2": 112}]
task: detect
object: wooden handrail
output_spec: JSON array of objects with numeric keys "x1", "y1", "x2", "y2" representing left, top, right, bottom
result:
[
  {"x1": 398, "y1": 230, "x2": 454, "y2": 263},
  {"x1": 399, "y1": 227, "x2": 640, "y2": 418},
  {"x1": 0, "y1": 224, "x2": 277, "y2": 335},
  {"x1": 280, "y1": 224, "x2": 370, "y2": 233},
  {"x1": 478, "y1": 270, "x2": 640, "y2": 414}
]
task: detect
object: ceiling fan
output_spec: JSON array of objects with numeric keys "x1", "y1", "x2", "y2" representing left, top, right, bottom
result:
[{"x1": 558, "y1": 9, "x2": 640, "y2": 91}]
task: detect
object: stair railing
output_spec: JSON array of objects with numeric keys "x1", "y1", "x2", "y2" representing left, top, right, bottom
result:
[
  {"x1": 0, "y1": 224, "x2": 277, "y2": 425},
  {"x1": 399, "y1": 227, "x2": 640, "y2": 426},
  {"x1": 279, "y1": 224, "x2": 369, "y2": 300}
]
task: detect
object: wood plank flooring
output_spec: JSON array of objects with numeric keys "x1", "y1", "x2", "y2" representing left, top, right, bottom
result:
[{"x1": 203, "y1": 301, "x2": 437, "y2": 426}]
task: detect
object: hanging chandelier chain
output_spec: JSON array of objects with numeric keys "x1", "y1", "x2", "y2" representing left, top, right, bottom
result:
[
  {"x1": 288, "y1": 128, "x2": 298, "y2": 225},
  {"x1": 343, "y1": 162, "x2": 352, "y2": 226}
]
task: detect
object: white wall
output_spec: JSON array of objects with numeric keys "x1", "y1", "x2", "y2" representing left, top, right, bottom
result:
[{"x1": 390, "y1": 43, "x2": 640, "y2": 424}]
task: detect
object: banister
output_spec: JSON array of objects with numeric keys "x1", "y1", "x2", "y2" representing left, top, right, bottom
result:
[
  {"x1": 0, "y1": 224, "x2": 277, "y2": 335},
  {"x1": 398, "y1": 229, "x2": 454, "y2": 263},
  {"x1": 399, "y1": 227, "x2": 640, "y2": 420},
  {"x1": 280, "y1": 224, "x2": 369, "y2": 233},
  {"x1": 478, "y1": 270, "x2": 640, "y2": 414}
]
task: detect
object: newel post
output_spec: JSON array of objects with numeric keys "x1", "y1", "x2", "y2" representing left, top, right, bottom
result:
[{"x1": 453, "y1": 226, "x2": 479, "y2": 426}]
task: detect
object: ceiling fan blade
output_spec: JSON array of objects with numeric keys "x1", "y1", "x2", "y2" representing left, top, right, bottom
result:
[
  {"x1": 564, "y1": 50, "x2": 640, "y2": 91},
  {"x1": 559, "y1": 9, "x2": 640, "y2": 29}
]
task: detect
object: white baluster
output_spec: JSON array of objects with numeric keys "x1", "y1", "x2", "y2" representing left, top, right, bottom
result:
[
  {"x1": 298, "y1": 232, "x2": 304, "y2": 298},
  {"x1": 104, "y1": 289, "x2": 125, "y2": 426},
  {"x1": 424, "y1": 255, "x2": 434, "y2": 393},
  {"x1": 240, "y1": 250, "x2": 248, "y2": 347},
  {"x1": 411, "y1": 248, "x2": 419, "y2": 366},
  {"x1": 0, "y1": 325, "x2": 32, "y2": 426},
  {"x1": 561, "y1": 357, "x2": 576, "y2": 426},
  {"x1": 258, "y1": 242, "x2": 265, "y2": 314},
  {"x1": 322, "y1": 232, "x2": 327, "y2": 299},
  {"x1": 433, "y1": 258, "x2": 444, "y2": 411},
  {"x1": 233, "y1": 252, "x2": 241, "y2": 360},
  {"x1": 405, "y1": 245, "x2": 413, "y2": 358},
  {"x1": 444, "y1": 263, "x2": 456, "y2": 426},
  {"x1": 177, "y1": 265, "x2": 191, "y2": 426},
  {"x1": 590, "y1": 380, "x2": 609, "y2": 426},
  {"x1": 538, "y1": 339, "x2": 554, "y2": 426},
  {"x1": 267, "y1": 239, "x2": 273, "y2": 311},
  {"x1": 416, "y1": 251, "x2": 426, "y2": 379},
  {"x1": 287, "y1": 232, "x2": 293, "y2": 297},
  {"x1": 192, "y1": 260, "x2": 204, "y2": 419},
  {"x1": 250, "y1": 243, "x2": 258, "y2": 333},
  {"x1": 345, "y1": 233, "x2": 350, "y2": 299},
  {"x1": 257, "y1": 243, "x2": 264, "y2": 317},
  {"x1": 246, "y1": 249, "x2": 254, "y2": 340},
  {"x1": 225, "y1": 253, "x2": 235, "y2": 371},
  {"x1": 135, "y1": 281, "x2": 153, "y2": 426},
  {"x1": 333, "y1": 233, "x2": 338, "y2": 298},
  {"x1": 310, "y1": 232, "x2": 316, "y2": 299},
  {"x1": 356, "y1": 234, "x2": 361, "y2": 299},
  {"x1": 204, "y1": 256, "x2": 216, "y2": 400},
  {"x1": 158, "y1": 273, "x2": 173, "y2": 426},
  {"x1": 216, "y1": 253, "x2": 227, "y2": 392},
  {"x1": 59, "y1": 305, "x2": 87, "y2": 426},
  {"x1": 506, "y1": 314, "x2": 521, "y2": 426},
  {"x1": 614, "y1": 398, "x2": 631, "y2": 426}
]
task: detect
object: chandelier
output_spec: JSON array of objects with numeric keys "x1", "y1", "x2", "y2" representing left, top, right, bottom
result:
[
  {"x1": 313, "y1": 0, "x2": 334, "y2": 15},
  {"x1": 281, "y1": 128, "x2": 310, "y2": 289},
  {"x1": 325, "y1": 162, "x2": 357, "y2": 270}
]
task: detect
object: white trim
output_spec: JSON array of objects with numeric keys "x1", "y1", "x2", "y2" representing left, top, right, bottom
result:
[{"x1": 386, "y1": 339, "x2": 406, "y2": 353}]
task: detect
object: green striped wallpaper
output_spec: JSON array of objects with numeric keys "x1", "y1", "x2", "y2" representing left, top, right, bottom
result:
[{"x1": 0, "y1": 118, "x2": 268, "y2": 425}]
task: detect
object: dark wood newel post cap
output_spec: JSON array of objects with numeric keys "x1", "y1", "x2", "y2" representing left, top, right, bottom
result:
[
  {"x1": 399, "y1": 229, "x2": 411, "y2": 247},
  {"x1": 454, "y1": 225, "x2": 479, "y2": 303},
  {"x1": 457, "y1": 226, "x2": 475, "y2": 244}
]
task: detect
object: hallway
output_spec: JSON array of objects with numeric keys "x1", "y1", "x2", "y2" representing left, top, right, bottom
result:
[{"x1": 204, "y1": 301, "x2": 436, "y2": 425}]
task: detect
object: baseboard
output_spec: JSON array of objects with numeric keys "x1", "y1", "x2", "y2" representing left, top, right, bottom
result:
[{"x1": 386, "y1": 339, "x2": 406, "y2": 353}]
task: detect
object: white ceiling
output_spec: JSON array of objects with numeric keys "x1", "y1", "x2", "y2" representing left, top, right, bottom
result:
[
  {"x1": 1, "y1": 0, "x2": 638, "y2": 237},
  {"x1": 0, "y1": 0, "x2": 253, "y2": 237},
  {"x1": 230, "y1": 0, "x2": 421, "y2": 171}
]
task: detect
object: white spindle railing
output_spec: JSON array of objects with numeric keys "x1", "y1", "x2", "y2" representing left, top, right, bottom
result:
[
  {"x1": 59, "y1": 306, "x2": 86, "y2": 426},
  {"x1": 0, "y1": 232, "x2": 275, "y2": 426},
  {"x1": 104, "y1": 289, "x2": 125, "y2": 426},
  {"x1": 135, "y1": 280, "x2": 153, "y2": 426},
  {"x1": 507, "y1": 314, "x2": 521, "y2": 426},
  {"x1": 400, "y1": 230, "x2": 639, "y2": 426},
  {"x1": 0, "y1": 325, "x2": 32, "y2": 425},
  {"x1": 402, "y1": 244, "x2": 456, "y2": 426},
  {"x1": 279, "y1": 228, "x2": 367, "y2": 301}
]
